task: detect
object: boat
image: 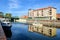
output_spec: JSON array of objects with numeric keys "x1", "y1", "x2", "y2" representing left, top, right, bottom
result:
[{"x1": 0, "y1": 18, "x2": 12, "y2": 29}]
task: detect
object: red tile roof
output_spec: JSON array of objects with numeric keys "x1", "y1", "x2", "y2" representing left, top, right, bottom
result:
[
  {"x1": 37, "y1": 6, "x2": 56, "y2": 10},
  {"x1": 56, "y1": 14, "x2": 60, "y2": 18},
  {"x1": 21, "y1": 15, "x2": 28, "y2": 19}
]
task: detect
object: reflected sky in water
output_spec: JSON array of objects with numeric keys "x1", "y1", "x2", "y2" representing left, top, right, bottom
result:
[{"x1": 4, "y1": 23, "x2": 60, "y2": 40}]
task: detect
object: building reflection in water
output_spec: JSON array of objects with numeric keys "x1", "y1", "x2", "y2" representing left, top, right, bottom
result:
[
  {"x1": 28, "y1": 25, "x2": 57, "y2": 37},
  {"x1": 2, "y1": 27, "x2": 12, "y2": 39}
]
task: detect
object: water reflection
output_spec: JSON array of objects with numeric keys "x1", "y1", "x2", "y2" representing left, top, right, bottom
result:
[
  {"x1": 3, "y1": 23, "x2": 60, "y2": 40},
  {"x1": 2, "y1": 27, "x2": 12, "y2": 38},
  {"x1": 28, "y1": 25, "x2": 57, "y2": 37}
]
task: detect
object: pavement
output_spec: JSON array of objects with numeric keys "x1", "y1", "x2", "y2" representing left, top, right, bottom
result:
[{"x1": 0, "y1": 24, "x2": 6, "y2": 40}]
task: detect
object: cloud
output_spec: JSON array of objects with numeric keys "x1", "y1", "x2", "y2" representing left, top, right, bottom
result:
[
  {"x1": 8, "y1": 0, "x2": 24, "y2": 14},
  {"x1": 9, "y1": 3, "x2": 19, "y2": 9},
  {"x1": 8, "y1": 0, "x2": 19, "y2": 10}
]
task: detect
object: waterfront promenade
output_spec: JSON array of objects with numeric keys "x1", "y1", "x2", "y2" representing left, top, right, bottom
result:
[
  {"x1": 0, "y1": 24, "x2": 6, "y2": 40},
  {"x1": 27, "y1": 20, "x2": 60, "y2": 28}
]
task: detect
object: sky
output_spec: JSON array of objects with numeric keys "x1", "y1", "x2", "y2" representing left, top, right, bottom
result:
[{"x1": 0, "y1": 0, "x2": 60, "y2": 17}]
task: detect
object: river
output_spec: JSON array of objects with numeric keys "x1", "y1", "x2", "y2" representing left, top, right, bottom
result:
[{"x1": 3, "y1": 23, "x2": 60, "y2": 40}]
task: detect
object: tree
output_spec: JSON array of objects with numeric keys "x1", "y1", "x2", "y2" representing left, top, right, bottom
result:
[
  {"x1": 5, "y1": 13, "x2": 12, "y2": 18},
  {"x1": 0, "y1": 12, "x2": 4, "y2": 18}
]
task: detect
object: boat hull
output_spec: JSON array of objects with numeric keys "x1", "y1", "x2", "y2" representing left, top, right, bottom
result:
[{"x1": 1, "y1": 23, "x2": 12, "y2": 29}]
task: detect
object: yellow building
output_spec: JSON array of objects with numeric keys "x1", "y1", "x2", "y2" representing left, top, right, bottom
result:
[
  {"x1": 28, "y1": 25, "x2": 42, "y2": 33},
  {"x1": 43, "y1": 27, "x2": 56, "y2": 37},
  {"x1": 28, "y1": 25, "x2": 56, "y2": 37},
  {"x1": 28, "y1": 25, "x2": 34, "y2": 32},
  {"x1": 37, "y1": 26, "x2": 43, "y2": 33},
  {"x1": 28, "y1": 7, "x2": 56, "y2": 20}
]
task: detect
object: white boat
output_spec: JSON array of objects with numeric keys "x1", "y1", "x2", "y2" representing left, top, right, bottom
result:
[{"x1": 0, "y1": 18, "x2": 12, "y2": 28}]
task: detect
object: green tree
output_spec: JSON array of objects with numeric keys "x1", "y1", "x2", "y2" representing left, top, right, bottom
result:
[
  {"x1": 5, "y1": 13, "x2": 12, "y2": 18},
  {"x1": 0, "y1": 12, "x2": 4, "y2": 18}
]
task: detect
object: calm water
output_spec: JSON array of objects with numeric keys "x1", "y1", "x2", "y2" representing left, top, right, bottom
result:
[{"x1": 3, "y1": 23, "x2": 60, "y2": 40}]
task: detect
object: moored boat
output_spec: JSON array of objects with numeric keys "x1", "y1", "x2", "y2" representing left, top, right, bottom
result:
[{"x1": 0, "y1": 18, "x2": 12, "y2": 29}]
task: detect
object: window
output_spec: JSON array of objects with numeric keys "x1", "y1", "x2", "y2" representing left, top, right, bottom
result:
[
  {"x1": 49, "y1": 29, "x2": 52, "y2": 36},
  {"x1": 37, "y1": 12, "x2": 39, "y2": 16},
  {"x1": 42, "y1": 10, "x2": 43, "y2": 16},
  {"x1": 49, "y1": 9, "x2": 52, "y2": 15},
  {"x1": 50, "y1": 17, "x2": 52, "y2": 20},
  {"x1": 49, "y1": 11, "x2": 52, "y2": 15}
]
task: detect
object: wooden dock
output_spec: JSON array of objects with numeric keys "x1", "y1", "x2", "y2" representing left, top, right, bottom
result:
[{"x1": 0, "y1": 24, "x2": 6, "y2": 40}]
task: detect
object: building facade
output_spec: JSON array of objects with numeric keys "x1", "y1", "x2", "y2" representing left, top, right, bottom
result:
[
  {"x1": 56, "y1": 14, "x2": 60, "y2": 20},
  {"x1": 21, "y1": 15, "x2": 28, "y2": 19},
  {"x1": 28, "y1": 25, "x2": 56, "y2": 37},
  {"x1": 28, "y1": 7, "x2": 56, "y2": 20}
]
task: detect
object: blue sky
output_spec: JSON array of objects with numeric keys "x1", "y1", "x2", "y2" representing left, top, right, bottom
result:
[{"x1": 0, "y1": 0, "x2": 60, "y2": 17}]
